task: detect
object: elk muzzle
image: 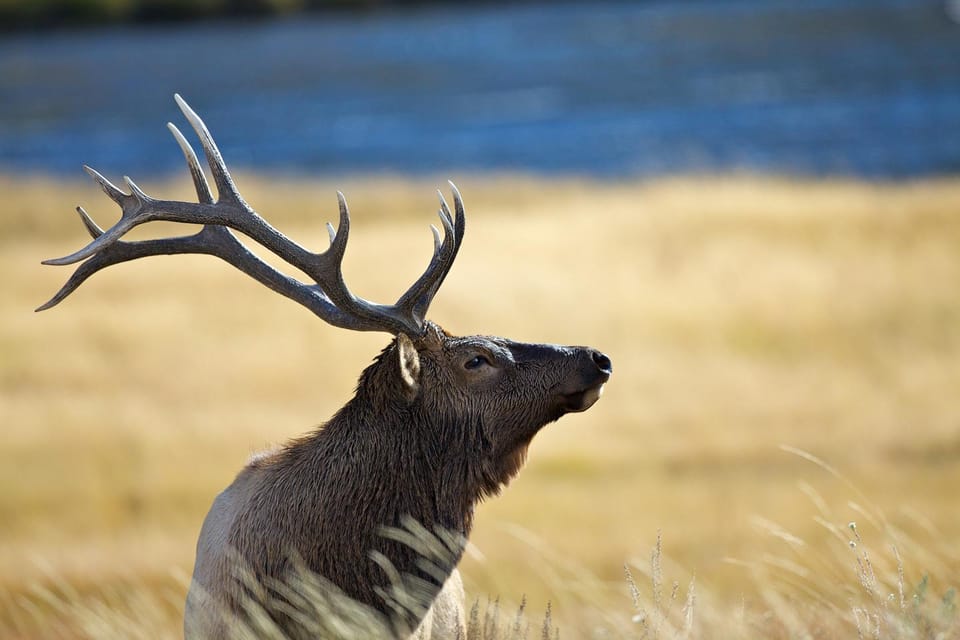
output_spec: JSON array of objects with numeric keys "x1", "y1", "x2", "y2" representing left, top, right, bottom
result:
[{"x1": 558, "y1": 347, "x2": 612, "y2": 413}]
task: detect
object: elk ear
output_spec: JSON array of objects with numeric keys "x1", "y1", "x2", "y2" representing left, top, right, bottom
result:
[{"x1": 397, "y1": 333, "x2": 421, "y2": 402}]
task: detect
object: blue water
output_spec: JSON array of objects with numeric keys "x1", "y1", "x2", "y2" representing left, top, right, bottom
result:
[{"x1": 1, "y1": 0, "x2": 958, "y2": 178}]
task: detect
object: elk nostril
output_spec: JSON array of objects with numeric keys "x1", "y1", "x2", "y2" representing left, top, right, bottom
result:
[{"x1": 591, "y1": 350, "x2": 612, "y2": 374}]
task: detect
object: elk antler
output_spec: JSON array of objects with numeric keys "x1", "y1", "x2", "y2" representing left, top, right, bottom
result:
[{"x1": 37, "y1": 95, "x2": 466, "y2": 336}]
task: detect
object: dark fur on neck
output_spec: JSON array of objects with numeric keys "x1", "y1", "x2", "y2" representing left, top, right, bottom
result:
[{"x1": 225, "y1": 340, "x2": 528, "y2": 635}]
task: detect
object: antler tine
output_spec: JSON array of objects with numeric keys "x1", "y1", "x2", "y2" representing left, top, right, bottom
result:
[
  {"x1": 313, "y1": 193, "x2": 425, "y2": 336},
  {"x1": 41, "y1": 164, "x2": 153, "y2": 266},
  {"x1": 76, "y1": 206, "x2": 104, "y2": 239},
  {"x1": 449, "y1": 180, "x2": 466, "y2": 225},
  {"x1": 173, "y1": 93, "x2": 241, "y2": 205},
  {"x1": 391, "y1": 183, "x2": 466, "y2": 325},
  {"x1": 35, "y1": 207, "x2": 107, "y2": 310},
  {"x1": 42, "y1": 199, "x2": 144, "y2": 266},
  {"x1": 419, "y1": 181, "x2": 467, "y2": 307},
  {"x1": 168, "y1": 122, "x2": 215, "y2": 205},
  {"x1": 123, "y1": 175, "x2": 151, "y2": 203},
  {"x1": 85, "y1": 164, "x2": 127, "y2": 205},
  {"x1": 328, "y1": 191, "x2": 351, "y2": 261}
]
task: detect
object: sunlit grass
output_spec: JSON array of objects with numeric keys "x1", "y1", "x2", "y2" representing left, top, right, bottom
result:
[{"x1": 2, "y1": 173, "x2": 959, "y2": 637}]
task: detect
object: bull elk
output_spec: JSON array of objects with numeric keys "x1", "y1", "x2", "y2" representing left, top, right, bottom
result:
[{"x1": 38, "y1": 96, "x2": 612, "y2": 639}]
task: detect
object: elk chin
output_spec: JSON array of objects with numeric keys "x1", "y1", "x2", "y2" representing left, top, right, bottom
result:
[{"x1": 561, "y1": 382, "x2": 606, "y2": 413}]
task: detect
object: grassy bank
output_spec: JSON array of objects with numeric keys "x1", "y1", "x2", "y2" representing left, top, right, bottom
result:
[{"x1": 2, "y1": 174, "x2": 959, "y2": 637}]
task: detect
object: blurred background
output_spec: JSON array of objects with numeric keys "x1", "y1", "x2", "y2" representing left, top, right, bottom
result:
[
  {"x1": 2, "y1": 1, "x2": 959, "y2": 638},
  {"x1": 2, "y1": 1, "x2": 959, "y2": 176}
]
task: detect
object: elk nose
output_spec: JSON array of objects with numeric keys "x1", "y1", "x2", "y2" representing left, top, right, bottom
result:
[{"x1": 590, "y1": 350, "x2": 613, "y2": 374}]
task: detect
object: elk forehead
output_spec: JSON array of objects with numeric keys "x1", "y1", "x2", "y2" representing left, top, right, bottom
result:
[{"x1": 446, "y1": 336, "x2": 516, "y2": 363}]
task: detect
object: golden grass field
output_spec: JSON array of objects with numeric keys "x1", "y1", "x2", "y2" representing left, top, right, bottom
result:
[{"x1": 2, "y1": 173, "x2": 959, "y2": 638}]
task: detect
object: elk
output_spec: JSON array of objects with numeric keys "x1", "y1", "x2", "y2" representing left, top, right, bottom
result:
[{"x1": 39, "y1": 96, "x2": 612, "y2": 639}]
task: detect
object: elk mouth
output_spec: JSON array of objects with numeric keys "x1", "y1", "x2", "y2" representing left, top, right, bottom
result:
[{"x1": 561, "y1": 379, "x2": 608, "y2": 413}]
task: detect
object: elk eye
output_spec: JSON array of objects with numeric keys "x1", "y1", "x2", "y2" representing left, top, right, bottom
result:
[{"x1": 464, "y1": 354, "x2": 491, "y2": 370}]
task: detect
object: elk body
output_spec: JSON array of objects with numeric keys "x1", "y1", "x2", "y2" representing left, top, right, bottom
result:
[{"x1": 39, "y1": 96, "x2": 612, "y2": 639}]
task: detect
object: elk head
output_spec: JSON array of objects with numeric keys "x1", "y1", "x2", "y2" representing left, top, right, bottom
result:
[{"x1": 376, "y1": 326, "x2": 612, "y2": 499}]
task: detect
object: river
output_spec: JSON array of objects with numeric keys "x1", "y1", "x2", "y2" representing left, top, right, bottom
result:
[{"x1": 1, "y1": 0, "x2": 958, "y2": 178}]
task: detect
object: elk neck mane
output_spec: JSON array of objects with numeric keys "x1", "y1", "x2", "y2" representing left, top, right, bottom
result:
[{"x1": 259, "y1": 334, "x2": 532, "y2": 542}]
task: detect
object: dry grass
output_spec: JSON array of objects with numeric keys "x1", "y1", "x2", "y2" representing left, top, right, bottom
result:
[{"x1": 1, "y1": 173, "x2": 959, "y2": 638}]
